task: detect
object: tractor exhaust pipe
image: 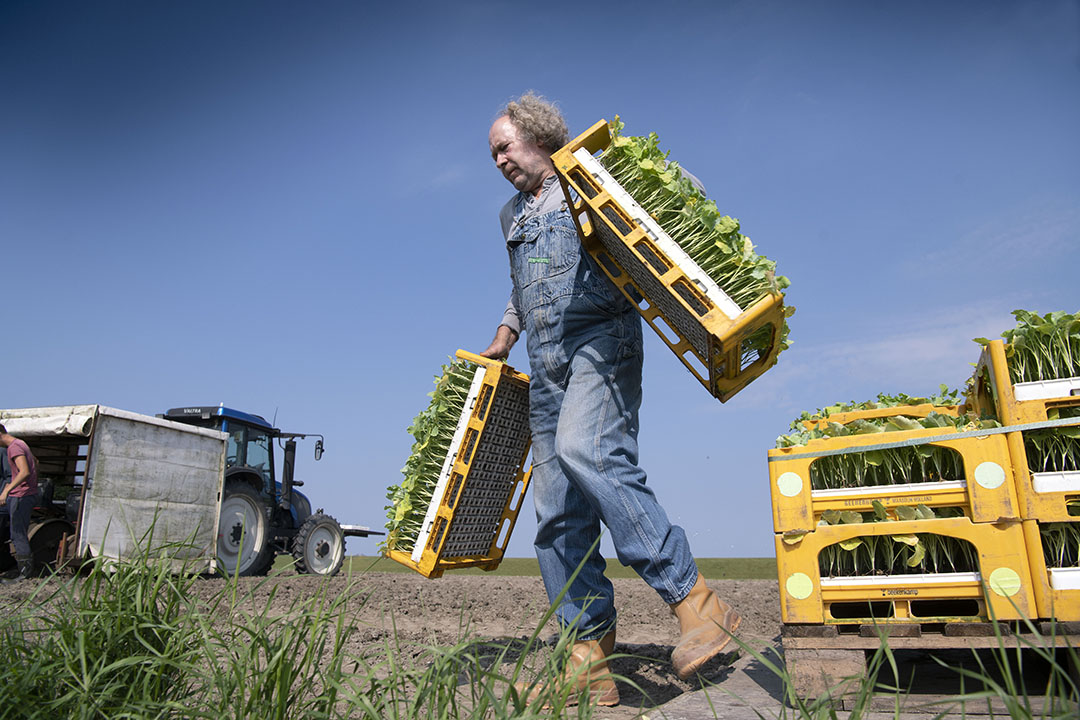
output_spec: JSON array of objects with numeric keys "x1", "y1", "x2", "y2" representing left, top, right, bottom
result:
[{"x1": 280, "y1": 438, "x2": 296, "y2": 510}]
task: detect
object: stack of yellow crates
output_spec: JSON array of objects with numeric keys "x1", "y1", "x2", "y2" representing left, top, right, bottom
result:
[
  {"x1": 969, "y1": 339, "x2": 1080, "y2": 621},
  {"x1": 769, "y1": 401, "x2": 1038, "y2": 627}
]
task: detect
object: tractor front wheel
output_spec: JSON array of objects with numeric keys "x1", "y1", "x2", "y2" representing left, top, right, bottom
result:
[
  {"x1": 217, "y1": 481, "x2": 274, "y2": 576},
  {"x1": 292, "y1": 513, "x2": 344, "y2": 576}
]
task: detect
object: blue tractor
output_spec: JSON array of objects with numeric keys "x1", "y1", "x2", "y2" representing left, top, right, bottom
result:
[{"x1": 163, "y1": 406, "x2": 380, "y2": 576}]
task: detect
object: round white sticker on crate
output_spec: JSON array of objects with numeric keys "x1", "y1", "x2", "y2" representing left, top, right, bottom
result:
[
  {"x1": 988, "y1": 567, "x2": 1022, "y2": 597},
  {"x1": 777, "y1": 472, "x2": 804, "y2": 498},
  {"x1": 785, "y1": 573, "x2": 814, "y2": 600},
  {"x1": 974, "y1": 462, "x2": 1006, "y2": 490}
]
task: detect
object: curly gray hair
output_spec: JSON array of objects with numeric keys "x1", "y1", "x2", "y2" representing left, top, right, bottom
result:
[{"x1": 497, "y1": 91, "x2": 569, "y2": 153}]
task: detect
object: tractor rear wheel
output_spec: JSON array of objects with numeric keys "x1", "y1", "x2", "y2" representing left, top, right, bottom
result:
[
  {"x1": 292, "y1": 513, "x2": 344, "y2": 576},
  {"x1": 217, "y1": 481, "x2": 274, "y2": 576}
]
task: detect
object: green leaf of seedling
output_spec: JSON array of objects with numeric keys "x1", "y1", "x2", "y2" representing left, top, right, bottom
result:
[
  {"x1": 886, "y1": 416, "x2": 924, "y2": 432},
  {"x1": 849, "y1": 419, "x2": 884, "y2": 435},
  {"x1": 915, "y1": 504, "x2": 937, "y2": 520},
  {"x1": 871, "y1": 500, "x2": 889, "y2": 521},
  {"x1": 821, "y1": 510, "x2": 841, "y2": 525},
  {"x1": 839, "y1": 538, "x2": 863, "y2": 552},
  {"x1": 891, "y1": 534, "x2": 919, "y2": 547},
  {"x1": 715, "y1": 215, "x2": 739, "y2": 235},
  {"x1": 895, "y1": 505, "x2": 918, "y2": 522},
  {"x1": 906, "y1": 542, "x2": 927, "y2": 567},
  {"x1": 824, "y1": 422, "x2": 850, "y2": 437},
  {"x1": 863, "y1": 450, "x2": 885, "y2": 467},
  {"x1": 840, "y1": 511, "x2": 863, "y2": 524},
  {"x1": 1059, "y1": 426, "x2": 1080, "y2": 439},
  {"x1": 922, "y1": 413, "x2": 952, "y2": 428}
]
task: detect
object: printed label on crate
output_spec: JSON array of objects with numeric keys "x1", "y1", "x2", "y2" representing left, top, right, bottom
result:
[
  {"x1": 812, "y1": 480, "x2": 965, "y2": 507},
  {"x1": 839, "y1": 494, "x2": 936, "y2": 508}
]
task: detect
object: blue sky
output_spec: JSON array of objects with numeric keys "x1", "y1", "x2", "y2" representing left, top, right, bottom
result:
[{"x1": 2, "y1": 0, "x2": 1078, "y2": 560}]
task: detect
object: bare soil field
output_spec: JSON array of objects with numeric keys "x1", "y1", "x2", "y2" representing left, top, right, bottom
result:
[
  {"x1": 0, "y1": 571, "x2": 781, "y2": 717},
  {"x1": 225, "y1": 573, "x2": 780, "y2": 717}
]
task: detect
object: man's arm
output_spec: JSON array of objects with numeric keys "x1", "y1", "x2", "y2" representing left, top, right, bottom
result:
[
  {"x1": 481, "y1": 324, "x2": 518, "y2": 359},
  {"x1": 484, "y1": 198, "x2": 525, "y2": 361},
  {"x1": 481, "y1": 291, "x2": 522, "y2": 359}
]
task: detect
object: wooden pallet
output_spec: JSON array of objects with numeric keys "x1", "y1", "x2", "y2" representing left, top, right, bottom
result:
[{"x1": 782, "y1": 622, "x2": 1080, "y2": 714}]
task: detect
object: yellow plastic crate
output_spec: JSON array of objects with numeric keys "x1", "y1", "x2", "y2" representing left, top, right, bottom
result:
[
  {"x1": 769, "y1": 424, "x2": 1022, "y2": 533},
  {"x1": 798, "y1": 404, "x2": 961, "y2": 431},
  {"x1": 964, "y1": 339, "x2": 1080, "y2": 521},
  {"x1": 551, "y1": 120, "x2": 787, "y2": 403},
  {"x1": 386, "y1": 350, "x2": 532, "y2": 578},
  {"x1": 968, "y1": 339, "x2": 1080, "y2": 425},
  {"x1": 1022, "y1": 519, "x2": 1080, "y2": 621},
  {"x1": 776, "y1": 517, "x2": 1036, "y2": 625},
  {"x1": 1004, "y1": 424, "x2": 1080, "y2": 522}
]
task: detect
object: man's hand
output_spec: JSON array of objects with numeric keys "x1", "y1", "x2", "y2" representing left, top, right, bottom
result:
[{"x1": 480, "y1": 325, "x2": 518, "y2": 360}]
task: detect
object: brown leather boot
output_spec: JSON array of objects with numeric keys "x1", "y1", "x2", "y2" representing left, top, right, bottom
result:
[
  {"x1": 670, "y1": 573, "x2": 741, "y2": 679},
  {"x1": 515, "y1": 630, "x2": 620, "y2": 707}
]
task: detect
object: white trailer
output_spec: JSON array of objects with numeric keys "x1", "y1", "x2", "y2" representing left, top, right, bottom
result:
[{"x1": 0, "y1": 405, "x2": 226, "y2": 573}]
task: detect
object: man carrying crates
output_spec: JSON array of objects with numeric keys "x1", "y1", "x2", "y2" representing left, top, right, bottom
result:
[{"x1": 481, "y1": 92, "x2": 740, "y2": 706}]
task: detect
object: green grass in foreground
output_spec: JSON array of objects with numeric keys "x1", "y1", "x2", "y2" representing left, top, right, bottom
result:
[
  {"x1": 5, "y1": 548, "x2": 1078, "y2": 719},
  {"x1": 345, "y1": 556, "x2": 777, "y2": 579}
]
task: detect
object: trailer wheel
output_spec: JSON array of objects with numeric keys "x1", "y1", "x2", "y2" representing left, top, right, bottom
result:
[
  {"x1": 292, "y1": 513, "x2": 344, "y2": 576},
  {"x1": 217, "y1": 481, "x2": 274, "y2": 576},
  {"x1": 28, "y1": 518, "x2": 75, "y2": 575}
]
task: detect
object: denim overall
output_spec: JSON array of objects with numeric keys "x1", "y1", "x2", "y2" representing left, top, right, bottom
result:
[{"x1": 507, "y1": 203, "x2": 698, "y2": 640}]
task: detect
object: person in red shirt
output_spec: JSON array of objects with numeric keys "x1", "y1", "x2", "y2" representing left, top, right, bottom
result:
[{"x1": 0, "y1": 423, "x2": 40, "y2": 581}]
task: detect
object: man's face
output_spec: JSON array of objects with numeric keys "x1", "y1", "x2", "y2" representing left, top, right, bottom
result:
[{"x1": 489, "y1": 116, "x2": 554, "y2": 196}]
